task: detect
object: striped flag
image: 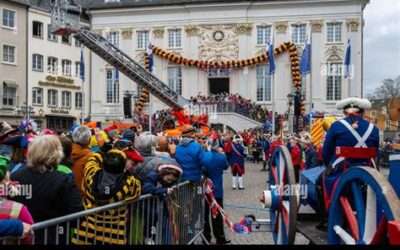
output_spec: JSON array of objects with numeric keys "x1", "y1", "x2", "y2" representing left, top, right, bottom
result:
[{"x1": 310, "y1": 118, "x2": 324, "y2": 146}]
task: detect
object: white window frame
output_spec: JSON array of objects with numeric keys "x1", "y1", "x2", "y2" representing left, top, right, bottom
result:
[
  {"x1": 256, "y1": 25, "x2": 272, "y2": 45},
  {"x1": 168, "y1": 29, "x2": 182, "y2": 49},
  {"x1": 62, "y1": 59, "x2": 72, "y2": 76},
  {"x1": 107, "y1": 31, "x2": 119, "y2": 47},
  {"x1": 256, "y1": 64, "x2": 272, "y2": 102},
  {"x1": 32, "y1": 87, "x2": 43, "y2": 106},
  {"x1": 137, "y1": 30, "x2": 149, "y2": 50},
  {"x1": 2, "y1": 84, "x2": 17, "y2": 107},
  {"x1": 47, "y1": 89, "x2": 58, "y2": 107},
  {"x1": 167, "y1": 65, "x2": 182, "y2": 95},
  {"x1": 291, "y1": 23, "x2": 307, "y2": 45},
  {"x1": 106, "y1": 68, "x2": 120, "y2": 104},
  {"x1": 2, "y1": 44, "x2": 16, "y2": 65},
  {"x1": 75, "y1": 92, "x2": 82, "y2": 109},
  {"x1": 75, "y1": 61, "x2": 80, "y2": 77},
  {"x1": 47, "y1": 24, "x2": 58, "y2": 42},
  {"x1": 2, "y1": 8, "x2": 16, "y2": 30},
  {"x1": 32, "y1": 54, "x2": 44, "y2": 72},
  {"x1": 61, "y1": 91, "x2": 71, "y2": 108},
  {"x1": 326, "y1": 62, "x2": 342, "y2": 101},
  {"x1": 47, "y1": 56, "x2": 58, "y2": 74},
  {"x1": 326, "y1": 22, "x2": 343, "y2": 43},
  {"x1": 32, "y1": 21, "x2": 43, "y2": 39}
]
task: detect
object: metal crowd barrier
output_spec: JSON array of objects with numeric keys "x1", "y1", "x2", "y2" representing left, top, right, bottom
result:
[{"x1": 0, "y1": 180, "x2": 206, "y2": 245}]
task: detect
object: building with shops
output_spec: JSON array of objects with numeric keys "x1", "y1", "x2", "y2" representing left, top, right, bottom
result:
[
  {"x1": 27, "y1": 1, "x2": 90, "y2": 131},
  {"x1": 0, "y1": 0, "x2": 29, "y2": 126},
  {"x1": 85, "y1": 0, "x2": 369, "y2": 122}
]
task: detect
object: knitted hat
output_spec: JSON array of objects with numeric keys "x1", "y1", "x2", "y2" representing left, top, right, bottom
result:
[
  {"x1": 158, "y1": 164, "x2": 183, "y2": 175},
  {"x1": 124, "y1": 149, "x2": 144, "y2": 162},
  {"x1": 122, "y1": 129, "x2": 135, "y2": 142},
  {"x1": 0, "y1": 122, "x2": 15, "y2": 138},
  {"x1": 103, "y1": 149, "x2": 126, "y2": 174}
]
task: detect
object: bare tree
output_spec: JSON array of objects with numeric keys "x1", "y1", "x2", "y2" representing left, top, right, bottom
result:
[{"x1": 373, "y1": 76, "x2": 400, "y2": 99}]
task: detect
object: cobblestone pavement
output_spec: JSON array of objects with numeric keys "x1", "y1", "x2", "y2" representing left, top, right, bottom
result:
[{"x1": 219, "y1": 161, "x2": 309, "y2": 245}]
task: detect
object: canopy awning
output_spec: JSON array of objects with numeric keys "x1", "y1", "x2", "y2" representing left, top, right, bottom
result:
[{"x1": 3, "y1": 80, "x2": 18, "y2": 88}]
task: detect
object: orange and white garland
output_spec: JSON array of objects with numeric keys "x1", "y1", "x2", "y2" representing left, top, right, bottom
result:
[{"x1": 151, "y1": 41, "x2": 302, "y2": 89}]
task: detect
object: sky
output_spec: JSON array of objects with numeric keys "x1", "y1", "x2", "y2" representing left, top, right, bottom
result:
[{"x1": 363, "y1": 0, "x2": 400, "y2": 95}]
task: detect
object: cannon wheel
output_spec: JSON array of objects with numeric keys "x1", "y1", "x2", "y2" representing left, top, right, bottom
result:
[
  {"x1": 328, "y1": 166, "x2": 400, "y2": 244},
  {"x1": 269, "y1": 146, "x2": 298, "y2": 244}
]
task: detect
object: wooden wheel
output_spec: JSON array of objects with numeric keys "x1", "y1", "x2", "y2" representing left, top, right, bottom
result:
[
  {"x1": 266, "y1": 145, "x2": 298, "y2": 244},
  {"x1": 328, "y1": 167, "x2": 400, "y2": 244}
]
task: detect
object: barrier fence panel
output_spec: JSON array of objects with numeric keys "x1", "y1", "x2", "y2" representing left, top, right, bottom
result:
[{"x1": 0, "y1": 180, "x2": 206, "y2": 245}]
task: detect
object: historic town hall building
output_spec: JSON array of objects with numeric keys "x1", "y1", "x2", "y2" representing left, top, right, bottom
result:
[{"x1": 85, "y1": 0, "x2": 368, "y2": 122}]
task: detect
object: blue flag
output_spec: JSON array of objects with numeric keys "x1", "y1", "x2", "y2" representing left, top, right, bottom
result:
[
  {"x1": 147, "y1": 42, "x2": 154, "y2": 73},
  {"x1": 300, "y1": 41, "x2": 311, "y2": 76},
  {"x1": 79, "y1": 48, "x2": 85, "y2": 81},
  {"x1": 114, "y1": 68, "x2": 119, "y2": 81},
  {"x1": 344, "y1": 39, "x2": 351, "y2": 78},
  {"x1": 267, "y1": 42, "x2": 275, "y2": 75}
]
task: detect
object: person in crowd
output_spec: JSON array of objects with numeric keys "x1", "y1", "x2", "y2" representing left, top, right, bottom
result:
[
  {"x1": 300, "y1": 136, "x2": 318, "y2": 169},
  {"x1": 269, "y1": 135, "x2": 283, "y2": 160},
  {"x1": 202, "y1": 136, "x2": 230, "y2": 245},
  {"x1": 141, "y1": 158, "x2": 182, "y2": 244},
  {"x1": 72, "y1": 149, "x2": 142, "y2": 245},
  {"x1": 0, "y1": 155, "x2": 34, "y2": 244},
  {"x1": 259, "y1": 134, "x2": 271, "y2": 171},
  {"x1": 0, "y1": 219, "x2": 32, "y2": 239},
  {"x1": 57, "y1": 136, "x2": 74, "y2": 177},
  {"x1": 288, "y1": 136, "x2": 303, "y2": 183},
  {"x1": 175, "y1": 126, "x2": 208, "y2": 183},
  {"x1": 225, "y1": 135, "x2": 246, "y2": 190},
  {"x1": 71, "y1": 126, "x2": 93, "y2": 194},
  {"x1": 11, "y1": 135, "x2": 83, "y2": 244}
]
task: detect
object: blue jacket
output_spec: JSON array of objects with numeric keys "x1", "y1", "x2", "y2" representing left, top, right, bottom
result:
[
  {"x1": 0, "y1": 219, "x2": 23, "y2": 237},
  {"x1": 227, "y1": 143, "x2": 246, "y2": 167},
  {"x1": 202, "y1": 150, "x2": 229, "y2": 199},
  {"x1": 175, "y1": 138, "x2": 207, "y2": 182},
  {"x1": 304, "y1": 146, "x2": 318, "y2": 169},
  {"x1": 323, "y1": 115, "x2": 380, "y2": 167},
  {"x1": 142, "y1": 169, "x2": 169, "y2": 199},
  {"x1": 258, "y1": 139, "x2": 270, "y2": 153}
]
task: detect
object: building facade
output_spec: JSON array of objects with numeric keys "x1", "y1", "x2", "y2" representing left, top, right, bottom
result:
[
  {"x1": 27, "y1": 5, "x2": 90, "y2": 130},
  {"x1": 86, "y1": 0, "x2": 369, "y2": 122},
  {"x1": 0, "y1": 0, "x2": 28, "y2": 126}
]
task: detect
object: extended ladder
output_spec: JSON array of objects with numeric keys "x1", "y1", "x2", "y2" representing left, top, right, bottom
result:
[{"x1": 50, "y1": 0, "x2": 187, "y2": 109}]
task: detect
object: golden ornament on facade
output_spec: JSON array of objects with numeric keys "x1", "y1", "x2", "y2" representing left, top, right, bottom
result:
[
  {"x1": 311, "y1": 20, "x2": 323, "y2": 33},
  {"x1": 152, "y1": 27, "x2": 165, "y2": 38},
  {"x1": 121, "y1": 28, "x2": 133, "y2": 39},
  {"x1": 234, "y1": 23, "x2": 253, "y2": 35},
  {"x1": 184, "y1": 25, "x2": 200, "y2": 36},
  {"x1": 274, "y1": 21, "x2": 288, "y2": 33},
  {"x1": 346, "y1": 18, "x2": 360, "y2": 32}
]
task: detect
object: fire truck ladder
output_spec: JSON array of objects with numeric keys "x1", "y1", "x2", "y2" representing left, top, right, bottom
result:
[{"x1": 74, "y1": 28, "x2": 188, "y2": 109}]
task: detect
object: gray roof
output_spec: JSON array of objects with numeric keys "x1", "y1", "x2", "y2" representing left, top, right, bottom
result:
[
  {"x1": 5, "y1": 0, "x2": 30, "y2": 6},
  {"x1": 83, "y1": 0, "x2": 285, "y2": 10}
]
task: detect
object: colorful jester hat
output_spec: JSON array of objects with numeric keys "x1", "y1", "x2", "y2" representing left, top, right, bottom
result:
[{"x1": 0, "y1": 155, "x2": 10, "y2": 182}]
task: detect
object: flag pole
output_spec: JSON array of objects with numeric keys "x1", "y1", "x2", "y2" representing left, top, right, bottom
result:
[{"x1": 308, "y1": 31, "x2": 313, "y2": 131}]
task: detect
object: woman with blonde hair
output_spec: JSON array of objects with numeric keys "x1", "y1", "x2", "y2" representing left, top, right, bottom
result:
[{"x1": 11, "y1": 135, "x2": 83, "y2": 244}]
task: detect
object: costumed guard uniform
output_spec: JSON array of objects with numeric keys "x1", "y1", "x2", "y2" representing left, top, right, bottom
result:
[
  {"x1": 311, "y1": 97, "x2": 379, "y2": 229},
  {"x1": 225, "y1": 135, "x2": 246, "y2": 190}
]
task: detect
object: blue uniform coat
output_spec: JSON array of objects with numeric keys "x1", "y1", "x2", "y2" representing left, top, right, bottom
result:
[
  {"x1": 202, "y1": 150, "x2": 229, "y2": 199},
  {"x1": 322, "y1": 115, "x2": 379, "y2": 167}
]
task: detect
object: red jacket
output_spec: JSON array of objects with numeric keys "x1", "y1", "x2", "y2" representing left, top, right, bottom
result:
[
  {"x1": 269, "y1": 140, "x2": 283, "y2": 157},
  {"x1": 290, "y1": 144, "x2": 303, "y2": 167}
]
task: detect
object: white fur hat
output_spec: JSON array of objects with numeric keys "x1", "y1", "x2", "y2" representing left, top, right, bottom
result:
[{"x1": 336, "y1": 97, "x2": 371, "y2": 111}]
